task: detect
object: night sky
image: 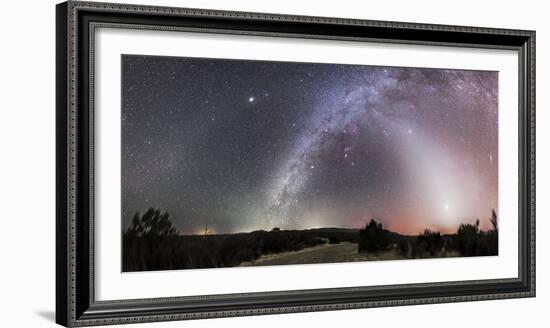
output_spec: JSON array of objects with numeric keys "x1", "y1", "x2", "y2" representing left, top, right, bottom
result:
[{"x1": 121, "y1": 55, "x2": 498, "y2": 235}]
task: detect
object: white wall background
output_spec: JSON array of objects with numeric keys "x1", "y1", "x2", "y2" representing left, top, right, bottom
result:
[{"x1": 0, "y1": 0, "x2": 545, "y2": 327}]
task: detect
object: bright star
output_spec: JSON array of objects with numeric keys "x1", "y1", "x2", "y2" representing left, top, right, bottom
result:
[{"x1": 249, "y1": 97, "x2": 255, "y2": 102}]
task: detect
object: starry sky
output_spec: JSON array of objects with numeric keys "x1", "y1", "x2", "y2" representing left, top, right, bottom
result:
[{"x1": 121, "y1": 55, "x2": 498, "y2": 235}]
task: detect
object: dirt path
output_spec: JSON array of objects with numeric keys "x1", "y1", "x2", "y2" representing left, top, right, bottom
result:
[{"x1": 241, "y1": 242, "x2": 397, "y2": 266}]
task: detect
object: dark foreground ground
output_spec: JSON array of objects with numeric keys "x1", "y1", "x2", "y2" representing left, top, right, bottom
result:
[
  {"x1": 241, "y1": 241, "x2": 460, "y2": 266},
  {"x1": 122, "y1": 225, "x2": 496, "y2": 272},
  {"x1": 241, "y1": 242, "x2": 368, "y2": 266}
]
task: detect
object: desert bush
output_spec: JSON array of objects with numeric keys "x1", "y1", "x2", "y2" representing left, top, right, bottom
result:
[
  {"x1": 454, "y1": 211, "x2": 498, "y2": 257},
  {"x1": 309, "y1": 229, "x2": 358, "y2": 244},
  {"x1": 456, "y1": 219, "x2": 481, "y2": 256},
  {"x1": 417, "y1": 229, "x2": 444, "y2": 256},
  {"x1": 397, "y1": 239, "x2": 410, "y2": 257}
]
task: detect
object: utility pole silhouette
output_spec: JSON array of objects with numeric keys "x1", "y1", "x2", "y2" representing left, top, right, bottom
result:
[{"x1": 204, "y1": 224, "x2": 208, "y2": 236}]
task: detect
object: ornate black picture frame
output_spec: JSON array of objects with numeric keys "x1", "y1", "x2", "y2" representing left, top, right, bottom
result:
[{"x1": 56, "y1": 1, "x2": 535, "y2": 326}]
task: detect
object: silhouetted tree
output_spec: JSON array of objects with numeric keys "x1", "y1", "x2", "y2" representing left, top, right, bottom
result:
[
  {"x1": 486, "y1": 209, "x2": 499, "y2": 255},
  {"x1": 358, "y1": 219, "x2": 390, "y2": 252},
  {"x1": 490, "y1": 209, "x2": 498, "y2": 231},
  {"x1": 123, "y1": 208, "x2": 177, "y2": 271},
  {"x1": 126, "y1": 208, "x2": 177, "y2": 237}
]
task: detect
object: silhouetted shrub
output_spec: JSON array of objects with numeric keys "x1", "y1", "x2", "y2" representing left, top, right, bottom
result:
[
  {"x1": 444, "y1": 234, "x2": 457, "y2": 252},
  {"x1": 485, "y1": 209, "x2": 498, "y2": 255},
  {"x1": 312, "y1": 229, "x2": 358, "y2": 244},
  {"x1": 456, "y1": 219, "x2": 481, "y2": 256},
  {"x1": 417, "y1": 229, "x2": 444, "y2": 256},
  {"x1": 454, "y1": 210, "x2": 498, "y2": 257},
  {"x1": 398, "y1": 239, "x2": 410, "y2": 257}
]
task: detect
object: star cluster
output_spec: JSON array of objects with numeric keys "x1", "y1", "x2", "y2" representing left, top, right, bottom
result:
[{"x1": 122, "y1": 55, "x2": 498, "y2": 235}]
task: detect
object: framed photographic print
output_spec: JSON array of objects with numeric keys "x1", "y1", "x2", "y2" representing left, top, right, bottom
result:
[{"x1": 56, "y1": 1, "x2": 535, "y2": 326}]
